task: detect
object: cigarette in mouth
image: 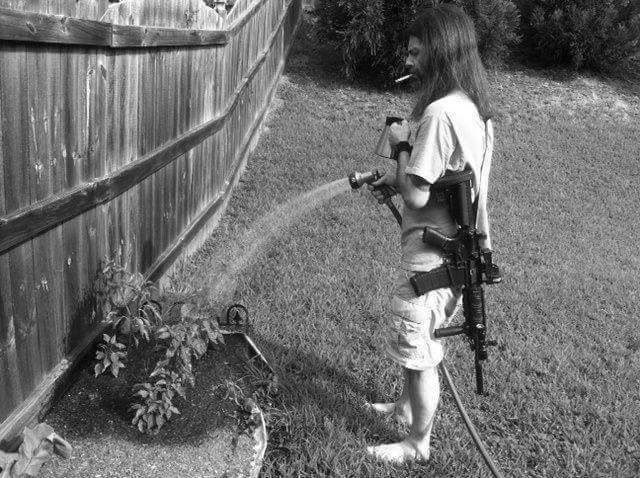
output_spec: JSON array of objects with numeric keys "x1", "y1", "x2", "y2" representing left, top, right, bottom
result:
[{"x1": 395, "y1": 74, "x2": 414, "y2": 84}]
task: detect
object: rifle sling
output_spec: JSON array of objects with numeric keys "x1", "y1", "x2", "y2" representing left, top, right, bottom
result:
[{"x1": 410, "y1": 264, "x2": 467, "y2": 296}]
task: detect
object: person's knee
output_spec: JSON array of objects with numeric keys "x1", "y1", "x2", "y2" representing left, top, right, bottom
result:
[
  {"x1": 405, "y1": 367, "x2": 421, "y2": 381},
  {"x1": 404, "y1": 366, "x2": 438, "y2": 383}
]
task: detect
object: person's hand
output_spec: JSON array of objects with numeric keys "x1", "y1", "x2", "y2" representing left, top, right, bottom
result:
[
  {"x1": 367, "y1": 170, "x2": 398, "y2": 204},
  {"x1": 388, "y1": 119, "x2": 410, "y2": 147}
]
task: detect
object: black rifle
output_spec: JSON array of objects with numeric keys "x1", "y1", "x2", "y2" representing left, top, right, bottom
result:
[{"x1": 410, "y1": 170, "x2": 501, "y2": 395}]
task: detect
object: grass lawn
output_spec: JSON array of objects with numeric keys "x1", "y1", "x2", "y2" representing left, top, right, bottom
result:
[{"x1": 172, "y1": 17, "x2": 640, "y2": 478}]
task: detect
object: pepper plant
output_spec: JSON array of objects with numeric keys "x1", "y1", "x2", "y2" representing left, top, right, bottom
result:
[{"x1": 92, "y1": 259, "x2": 224, "y2": 435}]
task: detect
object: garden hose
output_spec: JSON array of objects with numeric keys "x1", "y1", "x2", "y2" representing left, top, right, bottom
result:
[
  {"x1": 380, "y1": 200, "x2": 506, "y2": 478},
  {"x1": 438, "y1": 362, "x2": 505, "y2": 478}
]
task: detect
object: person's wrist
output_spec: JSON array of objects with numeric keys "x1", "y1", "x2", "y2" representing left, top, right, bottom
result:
[{"x1": 392, "y1": 141, "x2": 412, "y2": 160}]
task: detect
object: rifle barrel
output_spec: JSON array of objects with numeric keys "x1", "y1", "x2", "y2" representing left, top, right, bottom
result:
[{"x1": 475, "y1": 353, "x2": 484, "y2": 395}]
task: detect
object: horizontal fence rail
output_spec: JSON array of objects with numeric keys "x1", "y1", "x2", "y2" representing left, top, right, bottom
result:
[
  {"x1": 0, "y1": 0, "x2": 302, "y2": 445},
  {"x1": 0, "y1": 3, "x2": 277, "y2": 47}
]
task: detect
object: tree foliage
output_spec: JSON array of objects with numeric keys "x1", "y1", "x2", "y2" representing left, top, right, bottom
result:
[
  {"x1": 520, "y1": 0, "x2": 640, "y2": 70},
  {"x1": 312, "y1": 0, "x2": 639, "y2": 83},
  {"x1": 313, "y1": 0, "x2": 520, "y2": 86}
]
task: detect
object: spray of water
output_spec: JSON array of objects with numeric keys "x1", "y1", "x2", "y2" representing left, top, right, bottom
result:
[{"x1": 202, "y1": 178, "x2": 352, "y2": 306}]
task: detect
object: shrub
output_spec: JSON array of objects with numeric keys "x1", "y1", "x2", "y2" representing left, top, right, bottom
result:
[
  {"x1": 313, "y1": 0, "x2": 520, "y2": 85},
  {"x1": 520, "y1": 0, "x2": 640, "y2": 70},
  {"x1": 454, "y1": 0, "x2": 521, "y2": 67}
]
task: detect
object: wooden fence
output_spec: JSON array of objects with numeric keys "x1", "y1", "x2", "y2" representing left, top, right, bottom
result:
[{"x1": 0, "y1": 0, "x2": 302, "y2": 444}]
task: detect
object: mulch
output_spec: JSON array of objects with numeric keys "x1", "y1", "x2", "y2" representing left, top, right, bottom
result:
[{"x1": 39, "y1": 334, "x2": 264, "y2": 478}]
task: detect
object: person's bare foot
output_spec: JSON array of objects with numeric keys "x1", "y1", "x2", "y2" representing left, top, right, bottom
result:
[
  {"x1": 366, "y1": 439, "x2": 430, "y2": 464},
  {"x1": 364, "y1": 401, "x2": 412, "y2": 426}
]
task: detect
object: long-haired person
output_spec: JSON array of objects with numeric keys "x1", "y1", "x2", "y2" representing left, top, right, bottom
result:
[{"x1": 366, "y1": 4, "x2": 495, "y2": 463}]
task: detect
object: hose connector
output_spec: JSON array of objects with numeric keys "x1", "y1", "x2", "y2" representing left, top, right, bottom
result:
[{"x1": 348, "y1": 170, "x2": 382, "y2": 190}]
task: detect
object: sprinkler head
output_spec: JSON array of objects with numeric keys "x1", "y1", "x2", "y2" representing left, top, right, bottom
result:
[{"x1": 348, "y1": 170, "x2": 382, "y2": 189}]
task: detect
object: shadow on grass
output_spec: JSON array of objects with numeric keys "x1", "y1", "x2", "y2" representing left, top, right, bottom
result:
[
  {"x1": 245, "y1": 336, "x2": 462, "y2": 477},
  {"x1": 249, "y1": 337, "x2": 405, "y2": 442}
]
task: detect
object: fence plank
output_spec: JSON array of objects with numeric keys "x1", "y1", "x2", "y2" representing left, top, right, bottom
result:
[
  {"x1": 106, "y1": 50, "x2": 122, "y2": 263},
  {"x1": 28, "y1": 43, "x2": 60, "y2": 373},
  {"x1": 82, "y1": 44, "x2": 106, "y2": 327},
  {"x1": 0, "y1": 77, "x2": 22, "y2": 417},
  {"x1": 61, "y1": 46, "x2": 86, "y2": 352},
  {"x1": 125, "y1": 50, "x2": 141, "y2": 270},
  {"x1": 0, "y1": 256, "x2": 22, "y2": 418},
  {"x1": 0, "y1": 44, "x2": 42, "y2": 396},
  {"x1": 138, "y1": 48, "x2": 155, "y2": 270},
  {"x1": 47, "y1": 0, "x2": 69, "y2": 362},
  {"x1": 156, "y1": 48, "x2": 167, "y2": 257},
  {"x1": 169, "y1": 50, "x2": 182, "y2": 256}
]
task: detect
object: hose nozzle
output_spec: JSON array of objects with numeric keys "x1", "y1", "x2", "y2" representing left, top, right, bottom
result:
[{"x1": 348, "y1": 170, "x2": 382, "y2": 190}]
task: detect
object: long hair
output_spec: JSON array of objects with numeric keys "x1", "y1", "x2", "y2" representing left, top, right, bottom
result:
[{"x1": 407, "y1": 5, "x2": 493, "y2": 121}]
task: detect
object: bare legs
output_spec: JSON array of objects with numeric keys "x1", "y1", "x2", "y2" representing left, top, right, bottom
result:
[
  {"x1": 406, "y1": 366, "x2": 439, "y2": 454},
  {"x1": 366, "y1": 366, "x2": 439, "y2": 463},
  {"x1": 366, "y1": 368, "x2": 412, "y2": 425}
]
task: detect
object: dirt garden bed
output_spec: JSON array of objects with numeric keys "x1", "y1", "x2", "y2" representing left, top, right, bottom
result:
[{"x1": 39, "y1": 332, "x2": 270, "y2": 478}]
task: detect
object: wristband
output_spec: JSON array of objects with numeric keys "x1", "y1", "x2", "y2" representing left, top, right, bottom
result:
[{"x1": 392, "y1": 141, "x2": 412, "y2": 160}]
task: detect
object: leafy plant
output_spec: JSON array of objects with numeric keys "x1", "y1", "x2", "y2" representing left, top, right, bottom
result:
[
  {"x1": 213, "y1": 359, "x2": 284, "y2": 442},
  {"x1": 130, "y1": 372, "x2": 183, "y2": 434},
  {"x1": 215, "y1": 379, "x2": 263, "y2": 437},
  {"x1": 94, "y1": 333, "x2": 127, "y2": 377},
  {"x1": 93, "y1": 259, "x2": 162, "y2": 352},
  {"x1": 0, "y1": 424, "x2": 72, "y2": 478},
  {"x1": 130, "y1": 306, "x2": 224, "y2": 435},
  {"x1": 91, "y1": 259, "x2": 224, "y2": 435}
]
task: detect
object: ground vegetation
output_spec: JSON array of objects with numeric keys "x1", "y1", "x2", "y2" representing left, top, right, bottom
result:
[{"x1": 313, "y1": 0, "x2": 640, "y2": 85}]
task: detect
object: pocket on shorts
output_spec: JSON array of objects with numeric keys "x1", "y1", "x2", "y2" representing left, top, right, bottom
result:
[
  {"x1": 394, "y1": 317, "x2": 426, "y2": 355},
  {"x1": 389, "y1": 295, "x2": 432, "y2": 365},
  {"x1": 387, "y1": 288, "x2": 458, "y2": 369}
]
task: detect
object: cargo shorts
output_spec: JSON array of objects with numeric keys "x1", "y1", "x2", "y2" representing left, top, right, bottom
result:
[{"x1": 386, "y1": 270, "x2": 462, "y2": 370}]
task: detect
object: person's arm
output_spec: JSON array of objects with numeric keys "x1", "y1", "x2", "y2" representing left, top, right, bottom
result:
[
  {"x1": 395, "y1": 150, "x2": 431, "y2": 210},
  {"x1": 400, "y1": 113, "x2": 455, "y2": 209},
  {"x1": 368, "y1": 167, "x2": 398, "y2": 204},
  {"x1": 385, "y1": 120, "x2": 432, "y2": 210}
]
